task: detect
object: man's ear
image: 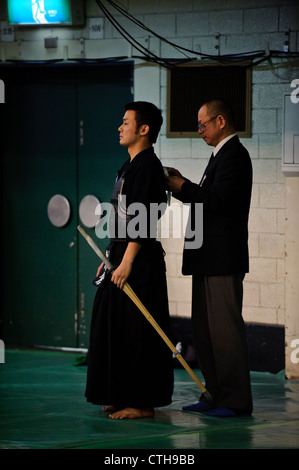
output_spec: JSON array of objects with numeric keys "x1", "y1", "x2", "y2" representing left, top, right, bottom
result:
[
  {"x1": 139, "y1": 124, "x2": 150, "y2": 136},
  {"x1": 217, "y1": 114, "x2": 226, "y2": 129}
]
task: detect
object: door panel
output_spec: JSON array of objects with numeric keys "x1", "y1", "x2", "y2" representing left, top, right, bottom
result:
[
  {"x1": 1, "y1": 63, "x2": 133, "y2": 348},
  {"x1": 76, "y1": 66, "x2": 133, "y2": 348},
  {"x1": 2, "y1": 75, "x2": 78, "y2": 346}
]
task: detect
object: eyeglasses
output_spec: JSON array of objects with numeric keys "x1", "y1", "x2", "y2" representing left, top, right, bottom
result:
[{"x1": 197, "y1": 115, "x2": 218, "y2": 132}]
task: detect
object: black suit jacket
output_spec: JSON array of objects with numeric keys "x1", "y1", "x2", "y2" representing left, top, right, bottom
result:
[{"x1": 175, "y1": 135, "x2": 252, "y2": 276}]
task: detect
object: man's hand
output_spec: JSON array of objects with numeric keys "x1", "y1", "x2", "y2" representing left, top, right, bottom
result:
[
  {"x1": 110, "y1": 241, "x2": 141, "y2": 289},
  {"x1": 164, "y1": 167, "x2": 185, "y2": 193},
  {"x1": 164, "y1": 167, "x2": 183, "y2": 178},
  {"x1": 165, "y1": 175, "x2": 185, "y2": 193},
  {"x1": 111, "y1": 259, "x2": 133, "y2": 290}
]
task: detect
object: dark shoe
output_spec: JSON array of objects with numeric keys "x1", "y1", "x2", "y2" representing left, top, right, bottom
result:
[
  {"x1": 205, "y1": 407, "x2": 252, "y2": 418},
  {"x1": 182, "y1": 401, "x2": 215, "y2": 413}
]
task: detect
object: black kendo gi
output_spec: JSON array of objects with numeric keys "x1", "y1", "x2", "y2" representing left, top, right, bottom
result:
[{"x1": 85, "y1": 147, "x2": 174, "y2": 409}]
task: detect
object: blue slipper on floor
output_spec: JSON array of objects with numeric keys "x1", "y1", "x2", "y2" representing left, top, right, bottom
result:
[
  {"x1": 205, "y1": 407, "x2": 251, "y2": 417},
  {"x1": 182, "y1": 401, "x2": 214, "y2": 412}
]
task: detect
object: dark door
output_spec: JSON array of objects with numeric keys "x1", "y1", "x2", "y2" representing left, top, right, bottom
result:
[
  {"x1": 76, "y1": 66, "x2": 133, "y2": 348},
  {"x1": 1, "y1": 63, "x2": 133, "y2": 348}
]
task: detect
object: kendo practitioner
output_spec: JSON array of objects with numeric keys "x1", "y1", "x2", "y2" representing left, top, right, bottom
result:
[{"x1": 85, "y1": 101, "x2": 174, "y2": 419}]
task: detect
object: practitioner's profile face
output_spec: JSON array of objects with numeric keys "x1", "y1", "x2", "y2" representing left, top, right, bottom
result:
[{"x1": 118, "y1": 110, "x2": 140, "y2": 148}]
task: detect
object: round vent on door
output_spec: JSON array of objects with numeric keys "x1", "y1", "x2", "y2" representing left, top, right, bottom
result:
[
  {"x1": 79, "y1": 195, "x2": 102, "y2": 228},
  {"x1": 47, "y1": 194, "x2": 71, "y2": 227}
]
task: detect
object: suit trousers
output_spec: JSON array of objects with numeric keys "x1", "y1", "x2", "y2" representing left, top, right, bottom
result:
[{"x1": 192, "y1": 274, "x2": 253, "y2": 413}]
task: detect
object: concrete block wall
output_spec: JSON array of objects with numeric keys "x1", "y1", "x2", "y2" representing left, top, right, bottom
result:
[
  {"x1": 0, "y1": 1, "x2": 299, "y2": 373},
  {"x1": 134, "y1": 0, "x2": 298, "y2": 330}
]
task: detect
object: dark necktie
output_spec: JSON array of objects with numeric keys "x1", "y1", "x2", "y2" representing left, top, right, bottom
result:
[
  {"x1": 200, "y1": 153, "x2": 214, "y2": 187},
  {"x1": 208, "y1": 152, "x2": 214, "y2": 164}
]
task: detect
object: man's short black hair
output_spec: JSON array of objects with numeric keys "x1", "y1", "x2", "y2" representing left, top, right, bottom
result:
[
  {"x1": 200, "y1": 97, "x2": 235, "y2": 128},
  {"x1": 124, "y1": 101, "x2": 163, "y2": 144}
]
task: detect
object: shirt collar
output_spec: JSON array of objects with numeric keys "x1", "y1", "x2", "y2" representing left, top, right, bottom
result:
[{"x1": 213, "y1": 133, "x2": 237, "y2": 156}]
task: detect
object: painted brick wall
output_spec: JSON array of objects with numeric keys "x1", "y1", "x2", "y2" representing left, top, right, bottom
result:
[{"x1": 1, "y1": 0, "x2": 298, "y2": 332}]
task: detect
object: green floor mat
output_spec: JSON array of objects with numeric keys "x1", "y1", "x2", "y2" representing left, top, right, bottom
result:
[{"x1": 0, "y1": 349, "x2": 298, "y2": 450}]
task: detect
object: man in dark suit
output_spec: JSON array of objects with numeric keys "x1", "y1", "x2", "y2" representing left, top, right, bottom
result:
[{"x1": 165, "y1": 98, "x2": 253, "y2": 417}]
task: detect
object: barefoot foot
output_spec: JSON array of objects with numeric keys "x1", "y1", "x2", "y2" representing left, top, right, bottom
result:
[{"x1": 109, "y1": 407, "x2": 155, "y2": 420}]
